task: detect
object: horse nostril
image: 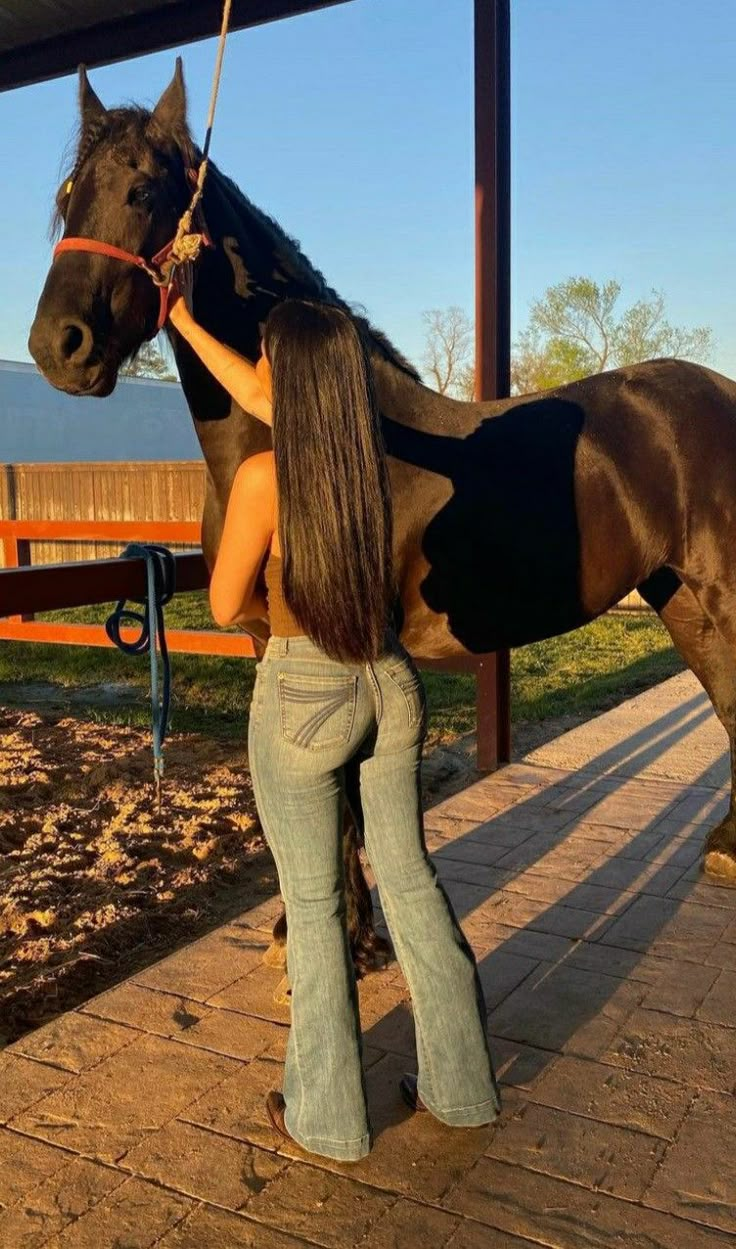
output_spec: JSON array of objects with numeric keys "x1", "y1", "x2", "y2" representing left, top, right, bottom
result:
[
  {"x1": 62, "y1": 324, "x2": 83, "y2": 355},
  {"x1": 59, "y1": 320, "x2": 92, "y2": 364}
]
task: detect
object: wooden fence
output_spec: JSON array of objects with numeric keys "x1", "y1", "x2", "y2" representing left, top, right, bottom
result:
[
  {"x1": 0, "y1": 461, "x2": 206, "y2": 566},
  {"x1": 0, "y1": 459, "x2": 647, "y2": 609},
  {"x1": 0, "y1": 519, "x2": 503, "y2": 770},
  {"x1": 0, "y1": 517, "x2": 261, "y2": 655}
]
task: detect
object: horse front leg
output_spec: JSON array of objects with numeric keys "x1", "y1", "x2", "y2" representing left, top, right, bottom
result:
[{"x1": 704, "y1": 735, "x2": 736, "y2": 884}]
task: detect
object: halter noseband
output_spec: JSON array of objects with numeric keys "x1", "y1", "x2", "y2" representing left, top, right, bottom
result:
[
  {"x1": 52, "y1": 171, "x2": 211, "y2": 338},
  {"x1": 52, "y1": 236, "x2": 179, "y2": 336}
]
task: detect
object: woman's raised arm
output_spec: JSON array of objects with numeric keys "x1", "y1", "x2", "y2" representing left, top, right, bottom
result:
[{"x1": 169, "y1": 298, "x2": 272, "y2": 424}]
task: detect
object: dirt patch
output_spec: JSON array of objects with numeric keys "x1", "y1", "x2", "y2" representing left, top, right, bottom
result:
[
  {"x1": 0, "y1": 707, "x2": 276, "y2": 1046},
  {"x1": 0, "y1": 702, "x2": 487, "y2": 1046},
  {"x1": 0, "y1": 681, "x2": 144, "y2": 710},
  {"x1": 0, "y1": 681, "x2": 587, "y2": 1047}
]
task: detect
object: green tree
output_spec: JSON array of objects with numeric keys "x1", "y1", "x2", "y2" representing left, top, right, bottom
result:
[
  {"x1": 121, "y1": 340, "x2": 176, "y2": 382},
  {"x1": 511, "y1": 331, "x2": 590, "y2": 395},
  {"x1": 512, "y1": 277, "x2": 713, "y2": 394}
]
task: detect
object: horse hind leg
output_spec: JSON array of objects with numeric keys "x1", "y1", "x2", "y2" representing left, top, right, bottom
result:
[
  {"x1": 640, "y1": 571, "x2": 736, "y2": 883},
  {"x1": 263, "y1": 912, "x2": 288, "y2": 968}
]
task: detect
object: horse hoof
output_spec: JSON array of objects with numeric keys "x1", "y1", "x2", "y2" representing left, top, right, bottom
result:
[
  {"x1": 263, "y1": 940, "x2": 287, "y2": 969},
  {"x1": 273, "y1": 975, "x2": 292, "y2": 1006},
  {"x1": 703, "y1": 849, "x2": 736, "y2": 886}
]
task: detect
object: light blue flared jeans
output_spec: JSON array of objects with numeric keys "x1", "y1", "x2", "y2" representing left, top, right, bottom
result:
[{"x1": 248, "y1": 632, "x2": 500, "y2": 1161}]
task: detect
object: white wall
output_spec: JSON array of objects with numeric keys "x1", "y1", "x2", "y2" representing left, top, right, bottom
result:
[{"x1": 0, "y1": 360, "x2": 201, "y2": 462}]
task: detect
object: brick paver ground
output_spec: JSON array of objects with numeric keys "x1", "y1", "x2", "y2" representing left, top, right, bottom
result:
[{"x1": 1, "y1": 672, "x2": 735, "y2": 1248}]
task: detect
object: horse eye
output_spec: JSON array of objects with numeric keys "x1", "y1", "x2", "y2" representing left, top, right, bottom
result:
[{"x1": 128, "y1": 183, "x2": 153, "y2": 208}]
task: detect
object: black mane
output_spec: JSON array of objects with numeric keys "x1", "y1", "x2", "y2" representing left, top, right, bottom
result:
[
  {"x1": 207, "y1": 162, "x2": 419, "y2": 380},
  {"x1": 53, "y1": 104, "x2": 420, "y2": 381}
]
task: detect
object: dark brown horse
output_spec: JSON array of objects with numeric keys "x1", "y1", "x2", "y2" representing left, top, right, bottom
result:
[{"x1": 30, "y1": 64, "x2": 736, "y2": 971}]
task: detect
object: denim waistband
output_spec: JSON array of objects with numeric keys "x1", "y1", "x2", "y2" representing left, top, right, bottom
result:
[
  {"x1": 265, "y1": 634, "x2": 311, "y2": 659},
  {"x1": 265, "y1": 631, "x2": 399, "y2": 661}
]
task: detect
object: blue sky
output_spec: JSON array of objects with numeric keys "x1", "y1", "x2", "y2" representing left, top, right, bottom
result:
[{"x1": 0, "y1": 0, "x2": 734, "y2": 377}]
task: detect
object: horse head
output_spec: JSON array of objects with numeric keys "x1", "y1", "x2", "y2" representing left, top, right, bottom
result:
[{"x1": 29, "y1": 61, "x2": 195, "y2": 397}]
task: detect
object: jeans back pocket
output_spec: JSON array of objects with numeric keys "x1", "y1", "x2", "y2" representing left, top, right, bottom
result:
[
  {"x1": 278, "y1": 672, "x2": 358, "y2": 750},
  {"x1": 384, "y1": 659, "x2": 426, "y2": 729}
]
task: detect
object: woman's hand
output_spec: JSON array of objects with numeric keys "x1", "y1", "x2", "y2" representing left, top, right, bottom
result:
[{"x1": 168, "y1": 262, "x2": 194, "y2": 328}]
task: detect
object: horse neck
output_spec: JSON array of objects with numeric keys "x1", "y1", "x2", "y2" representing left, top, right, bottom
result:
[
  {"x1": 168, "y1": 171, "x2": 279, "y2": 494},
  {"x1": 172, "y1": 164, "x2": 488, "y2": 495},
  {"x1": 192, "y1": 163, "x2": 347, "y2": 360}
]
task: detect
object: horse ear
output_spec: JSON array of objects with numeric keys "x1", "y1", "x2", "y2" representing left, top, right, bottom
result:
[
  {"x1": 78, "y1": 65, "x2": 107, "y2": 129},
  {"x1": 150, "y1": 57, "x2": 187, "y2": 134}
]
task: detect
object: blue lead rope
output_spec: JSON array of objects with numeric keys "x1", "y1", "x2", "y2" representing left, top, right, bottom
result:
[{"x1": 105, "y1": 543, "x2": 176, "y2": 809}]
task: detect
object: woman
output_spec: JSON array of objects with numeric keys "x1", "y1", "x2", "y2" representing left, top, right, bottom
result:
[{"x1": 169, "y1": 289, "x2": 500, "y2": 1162}]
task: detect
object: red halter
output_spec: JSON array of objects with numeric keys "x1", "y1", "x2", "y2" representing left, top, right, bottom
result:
[
  {"x1": 52, "y1": 168, "x2": 211, "y2": 338},
  {"x1": 52, "y1": 235, "x2": 179, "y2": 336}
]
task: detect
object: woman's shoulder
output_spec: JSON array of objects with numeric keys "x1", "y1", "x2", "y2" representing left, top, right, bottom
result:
[
  {"x1": 231, "y1": 452, "x2": 276, "y2": 530},
  {"x1": 233, "y1": 450, "x2": 276, "y2": 494}
]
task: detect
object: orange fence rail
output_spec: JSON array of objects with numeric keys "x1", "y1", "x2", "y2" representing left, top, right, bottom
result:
[
  {"x1": 0, "y1": 518, "x2": 256, "y2": 658},
  {"x1": 0, "y1": 517, "x2": 503, "y2": 769}
]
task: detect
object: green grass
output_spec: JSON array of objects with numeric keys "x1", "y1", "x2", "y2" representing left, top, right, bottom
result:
[
  {"x1": 3, "y1": 593, "x2": 252, "y2": 738},
  {"x1": 420, "y1": 613, "x2": 683, "y2": 739},
  {"x1": 0, "y1": 596, "x2": 684, "y2": 742},
  {"x1": 511, "y1": 613, "x2": 684, "y2": 724}
]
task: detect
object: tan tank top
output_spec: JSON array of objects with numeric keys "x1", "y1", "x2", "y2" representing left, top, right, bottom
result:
[{"x1": 264, "y1": 551, "x2": 304, "y2": 637}]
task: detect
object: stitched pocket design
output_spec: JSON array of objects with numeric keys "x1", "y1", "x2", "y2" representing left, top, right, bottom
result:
[{"x1": 278, "y1": 672, "x2": 358, "y2": 750}]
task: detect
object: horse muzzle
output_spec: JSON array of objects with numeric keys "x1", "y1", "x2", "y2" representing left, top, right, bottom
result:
[{"x1": 28, "y1": 310, "x2": 117, "y2": 397}]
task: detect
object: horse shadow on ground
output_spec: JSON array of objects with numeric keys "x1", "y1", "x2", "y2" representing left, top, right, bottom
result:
[{"x1": 347, "y1": 686, "x2": 733, "y2": 1148}]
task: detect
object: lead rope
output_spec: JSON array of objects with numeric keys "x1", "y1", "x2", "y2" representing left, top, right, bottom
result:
[
  {"x1": 160, "y1": 0, "x2": 233, "y2": 280},
  {"x1": 102, "y1": 5, "x2": 232, "y2": 810},
  {"x1": 105, "y1": 545, "x2": 176, "y2": 813}
]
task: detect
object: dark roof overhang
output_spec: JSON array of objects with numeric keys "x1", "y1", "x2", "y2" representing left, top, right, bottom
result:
[{"x1": 0, "y1": 1, "x2": 352, "y2": 92}]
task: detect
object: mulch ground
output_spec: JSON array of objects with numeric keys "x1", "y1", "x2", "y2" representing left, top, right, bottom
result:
[{"x1": 0, "y1": 707, "x2": 277, "y2": 1045}]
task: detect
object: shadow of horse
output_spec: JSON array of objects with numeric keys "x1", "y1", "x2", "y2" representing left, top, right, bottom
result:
[{"x1": 299, "y1": 687, "x2": 733, "y2": 1188}]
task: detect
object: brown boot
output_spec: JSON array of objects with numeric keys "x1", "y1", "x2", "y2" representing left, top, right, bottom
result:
[
  {"x1": 265, "y1": 1090, "x2": 362, "y2": 1163},
  {"x1": 265, "y1": 1091, "x2": 295, "y2": 1142}
]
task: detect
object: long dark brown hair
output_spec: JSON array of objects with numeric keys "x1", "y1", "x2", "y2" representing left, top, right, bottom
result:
[{"x1": 263, "y1": 299, "x2": 394, "y2": 663}]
